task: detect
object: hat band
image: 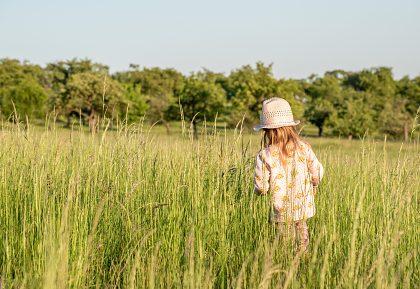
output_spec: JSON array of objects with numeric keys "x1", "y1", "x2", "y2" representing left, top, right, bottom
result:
[{"x1": 261, "y1": 120, "x2": 297, "y2": 126}]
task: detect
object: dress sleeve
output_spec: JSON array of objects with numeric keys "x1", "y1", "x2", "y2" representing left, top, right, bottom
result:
[
  {"x1": 254, "y1": 151, "x2": 271, "y2": 195},
  {"x1": 306, "y1": 146, "x2": 324, "y2": 184}
]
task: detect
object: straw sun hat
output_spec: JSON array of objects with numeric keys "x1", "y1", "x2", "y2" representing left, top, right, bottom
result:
[{"x1": 253, "y1": 97, "x2": 300, "y2": 131}]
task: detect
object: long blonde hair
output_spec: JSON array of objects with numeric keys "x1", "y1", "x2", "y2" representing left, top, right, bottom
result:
[{"x1": 263, "y1": 126, "x2": 305, "y2": 164}]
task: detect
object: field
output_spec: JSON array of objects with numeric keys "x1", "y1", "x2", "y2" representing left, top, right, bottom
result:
[{"x1": 0, "y1": 123, "x2": 418, "y2": 289}]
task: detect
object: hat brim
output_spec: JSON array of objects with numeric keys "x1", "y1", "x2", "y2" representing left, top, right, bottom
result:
[{"x1": 253, "y1": 120, "x2": 300, "y2": 132}]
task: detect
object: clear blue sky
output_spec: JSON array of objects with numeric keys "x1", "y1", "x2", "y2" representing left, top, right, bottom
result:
[{"x1": 1, "y1": 0, "x2": 419, "y2": 79}]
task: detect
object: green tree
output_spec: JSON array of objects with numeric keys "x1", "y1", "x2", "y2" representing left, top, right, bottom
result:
[
  {"x1": 343, "y1": 67, "x2": 396, "y2": 98},
  {"x1": 342, "y1": 67, "x2": 419, "y2": 139},
  {"x1": 397, "y1": 76, "x2": 420, "y2": 114},
  {"x1": 396, "y1": 76, "x2": 420, "y2": 138},
  {"x1": 115, "y1": 67, "x2": 184, "y2": 133},
  {"x1": 0, "y1": 59, "x2": 48, "y2": 120},
  {"x1": 343, "y1": 67, "x2": 396, "y2": 128},
  {"x1": 178, "y1": 72, "x2": 226, "y2": 138},
  {"x1": 304, "y1": 75, "x2": 342, "y2": 136},
  {"x1": 329, "y1": 90, "x2": 376, "y2": 139},
  {"x1": 378, "y1": 98, "x2": 412, "y2": 140},
  {"x1": 121, "y1": 83, "x2": 149, "y2": 123},
  {"x1": 46, "y1": 58, "x2": 109, "y2": 125},
  {"x1": 66, "y1": 72, "x2": 123, "y2": 131}
]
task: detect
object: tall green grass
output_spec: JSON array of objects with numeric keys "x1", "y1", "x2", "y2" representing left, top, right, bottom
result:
[{"x1": 0, "y1": 122, "x2": 418, "y2": 288}]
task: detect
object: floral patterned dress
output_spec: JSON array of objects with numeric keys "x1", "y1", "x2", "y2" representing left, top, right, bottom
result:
[{"x1": 254, "y1": 142, "x2": 324, "y2": 222}]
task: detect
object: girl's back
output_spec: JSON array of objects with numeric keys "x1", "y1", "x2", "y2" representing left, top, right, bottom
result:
[{"x1": 255, "y1": 140, "x2": 323, "y2": 222}]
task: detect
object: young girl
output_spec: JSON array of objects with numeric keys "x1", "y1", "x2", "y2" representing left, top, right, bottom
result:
[{"x1": 253, "y1": 98, "x2": 324, "y2": 252}]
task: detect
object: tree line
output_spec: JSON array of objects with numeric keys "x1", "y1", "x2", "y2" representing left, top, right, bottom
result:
[{"x1": 0, "y1": 58, "x2": 418, "y2": 139}]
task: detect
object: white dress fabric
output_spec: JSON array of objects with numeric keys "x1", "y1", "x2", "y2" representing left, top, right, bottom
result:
[{"x1": 254, "y1": 142, "x2": 324, "y2": 222}]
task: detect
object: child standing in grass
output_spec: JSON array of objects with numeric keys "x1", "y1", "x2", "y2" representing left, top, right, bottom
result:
[{"x1": 253, "y1": 98, "x2": 324, "y2": 252}]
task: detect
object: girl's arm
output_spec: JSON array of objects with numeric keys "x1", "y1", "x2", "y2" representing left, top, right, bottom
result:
[
  {"x1": 254, "y1": 151, "x2": 270, "y2": 195},
  {"x1": 307, "y1": 146, "x2": 324, "y2": 186}
]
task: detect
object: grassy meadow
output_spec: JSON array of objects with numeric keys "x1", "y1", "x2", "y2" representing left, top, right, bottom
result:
[{"x1": 0, "y1": 121, "x2": 418, "y2": 288}]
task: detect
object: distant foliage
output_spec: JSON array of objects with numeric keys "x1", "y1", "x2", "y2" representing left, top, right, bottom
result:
[
  {"x1": 178, "y1": 71, "x2": 226, "y2": 136},
  {"x1": 304, "y1": 68, "x2": 418, "y2": 139},
  {"x1": 0, "y1": 59, "x2": 48, "y2": 120},
  {"x1": 66, "y1": 71, "x2": 123, "y2": 130},
  {"x1": 114, "y1": 66, "x2": 184, "y2": 133},
  {"x1": 0, "y1": 58, "x2": 418, "y2": 138}
]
